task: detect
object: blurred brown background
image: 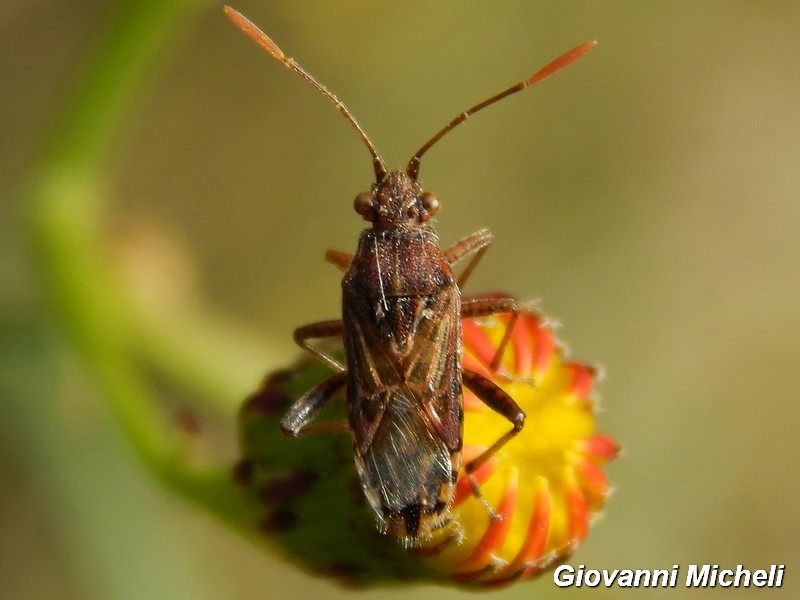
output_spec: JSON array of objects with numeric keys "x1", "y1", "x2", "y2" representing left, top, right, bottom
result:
[{"x1": 2, "y1": 1, "x2": 799, "y2": 598}]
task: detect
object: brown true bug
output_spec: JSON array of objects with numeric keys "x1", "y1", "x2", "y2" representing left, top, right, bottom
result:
[{"x1": 224, "y1": 6, "x2": 595, "y2": 545}]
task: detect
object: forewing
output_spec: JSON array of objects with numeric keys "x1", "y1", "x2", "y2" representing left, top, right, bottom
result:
[
  {"x1": 344, "y1": 286, "x2": 462, "y2": 454},
  {"x1": 344, "y1": 300, "x2": 400, "y2": 453},
  {"x1": 403, "y1": 289, "x2": 463, "y2": 451}
]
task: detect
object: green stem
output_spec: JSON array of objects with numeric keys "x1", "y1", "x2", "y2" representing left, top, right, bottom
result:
[
  {"x1": 42, "y1": 0, "x2": 199, "y2": 171},
  {"x1": 26, "y1": 0, "x2": 260, "y2": 526}
]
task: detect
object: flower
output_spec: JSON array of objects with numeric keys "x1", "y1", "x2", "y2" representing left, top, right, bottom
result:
[
  {"x1": 235, "y1": 305, "x2": 617, "y2": 587},
  {"x1": 418, "y1": 308, "x2": 618, "y2": 585}
]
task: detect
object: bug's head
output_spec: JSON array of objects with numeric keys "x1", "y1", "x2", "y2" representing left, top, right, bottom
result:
[{"x1": 354, "y1": 171, "x2": 440, "y2": 229}]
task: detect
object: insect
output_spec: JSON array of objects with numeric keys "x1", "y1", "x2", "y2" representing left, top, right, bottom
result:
[{"x1": 224, "y1": 6, "x2": 595, "y2": 545}]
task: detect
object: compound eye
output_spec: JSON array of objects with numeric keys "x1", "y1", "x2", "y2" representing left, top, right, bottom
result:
[
  {"x1": 354, "y1": 192, "x2": 375, "y2": 220},
  {"x1": 421, "y1": 192, "x2": 440, "y2": 217}
]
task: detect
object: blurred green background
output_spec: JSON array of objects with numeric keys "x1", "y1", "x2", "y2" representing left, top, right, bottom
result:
[{"x1": 2, "y1": 1, "x2": 799, "y2": 598}]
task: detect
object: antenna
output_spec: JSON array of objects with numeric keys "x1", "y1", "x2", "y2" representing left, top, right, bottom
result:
[
  {"x1": 224, "y1": 6, "x2": 389, "y2": 182},
  {"x1": 406, "y1": 40, "x2": 597, "y2": 181}
]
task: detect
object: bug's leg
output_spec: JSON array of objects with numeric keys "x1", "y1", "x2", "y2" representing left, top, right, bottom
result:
[
  {"x1": 444, "y1": 228, "x2": 493, "y2": 265},
  {"x1": 281, "y1": 371, "x2": 348, "y2": 437},
  {"x1": 324, "y1": 249, "x2": 353, "y2": 272},
  {"x1": 461, "y1": 369, "x2": 526, "y2": 518},
  {"x1": 444, "y1": 228, "x2": 494, "y2": 289},
  {"x1": 294, "y1": 320, "x2": 345, "y2": 373},
  {"x1": 461, "y1": 295, "x2": 522, "y2": 373}
]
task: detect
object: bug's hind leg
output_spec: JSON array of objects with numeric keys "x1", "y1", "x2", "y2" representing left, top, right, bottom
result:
[{"x1": 461, "y1": 368, "x2": 526, "y2": 519}]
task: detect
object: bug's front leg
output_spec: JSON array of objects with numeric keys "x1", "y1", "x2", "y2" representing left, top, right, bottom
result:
[
  {"x1": 461, "y1": 295, "x2": 522, "y2": 373},
  {"x1": 324, "y1": 249, "x2": 353, "y2": 272},
  {"x1": 444, "y1": 228, "x2": 494, "y2": 289},
  {"x1": 294, "y1": 320, "x2": 345, "y2": 373},
  {"x1": 281, "y1": 371, "x2": 348, "y2": 437}
]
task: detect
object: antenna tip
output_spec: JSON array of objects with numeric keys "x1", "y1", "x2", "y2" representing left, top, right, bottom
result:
[
  {"x1": 222, "y1": 5, "x2": 238, "y2": 19},
  {"x1": 224, "y1": 5, "x2": 285, "y2": 60},
  {"x1": 526, "y1": 39, "x2": 598, "y2": 86}
]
